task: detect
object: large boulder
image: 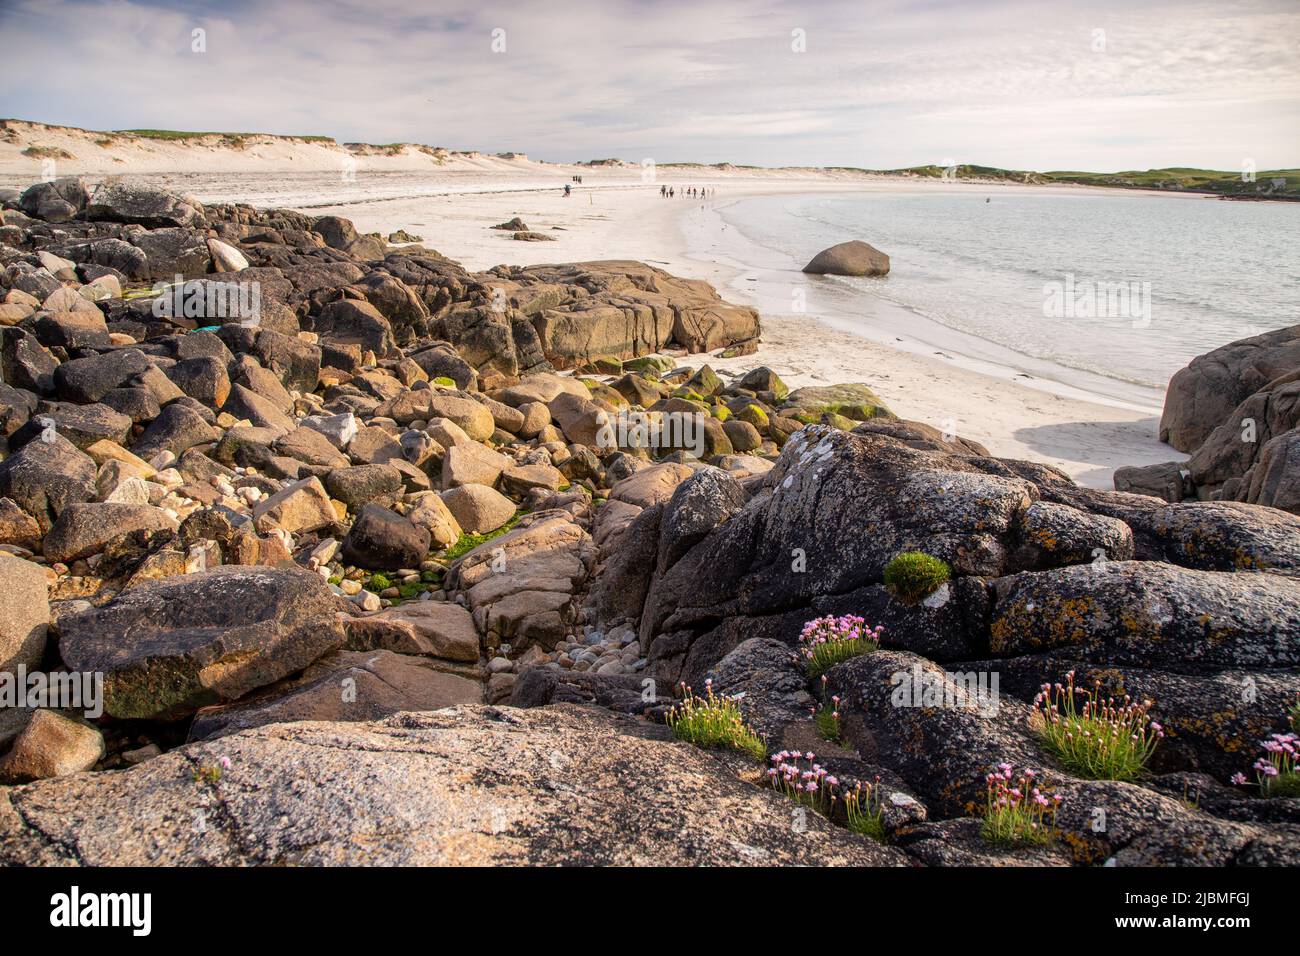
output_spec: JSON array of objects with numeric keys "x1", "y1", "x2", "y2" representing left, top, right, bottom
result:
[
  {"x1": 56, "y1": 566, "x2": 346, "y2": 719},
  {"x1": 42, "y1": 503, "x2": 179, "y2": 563},
  {"x1": 988, "y1": 561, "x2": 1300, "y2": 671},
  {"x1": 85, "y1": 181, "x2": 205, "y2": 228},
  {"x1": 313, "y1": 299, "x2": 398, "y2": 358},
  {"x1": 188, "y1": 649, "x2": 481, "y2": 740},
  {"x1": 1160, "y1": 325, "x2": 1300, "y2": 452},
  {"x1": 340, "y1": 504, "x2": 431, "y2": 570},
  {"x1": 802, "y1": 240, "x2": 890, "y2": 277},
  {"x1": 637, "y1": 427, "x2": 1035, "y2": 679},
  {"x1": 0, "y1": 705, "x2": 904, "y2": 866},
  {"x1": 18, "y1": 178, "x2": 89, "y2": 223},
  {"x1": 0, "y1": 433, "x2": 97, "y2": 533}
]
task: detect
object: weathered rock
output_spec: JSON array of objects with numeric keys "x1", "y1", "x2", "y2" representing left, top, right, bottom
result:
[
  {"x1": 188, "y1": 649, "x2": 480, "y2": 740},
  {"x1": 313, "y1": 299, "x2": 397, "y2": 358},
  {"x1": 0, "y1": 433, "x2": 97, "y2": 533},
  {"x1": 347, "y1": 601, "x2": 480, "y2": 662},
  {"x1": 252, "y1": 476, "x2": 337, "y2": 535},
  {"x1": 85, "y1": 181, "x2": 205, "y2": 229},
  {"x1": 0, "y1": 711, "x2": 103, "y2": 784},
  {"x1": 784, "y1": 383, "x2": 893, "y2": 423},
  {"x1": 1160, "y1": 324, "x2": 1300, "y2": 452},
  {"x1": 0, "y1": 555, "x2": 49, "y2": 674},
  {"x1": 440, "y1": 484, "x2": 515, "y2": 535},
  {"x1": 43, "y1": 503, "x2": 179, "y2": 563},
  {"x1": 989, "y1": 561, "x2": 1300, "y2": 671},
  {"x1": 0, "y1": 705, "x2": 902, "y2": 866},
  {"x1": 442, "y1": 441, "x2": 510, "y2": 489},
  {"x1": 19, "y1": 178, "x2": 89, "y2": 223},
  {"x1": 56, "y1": 566, "x2": 346, "y2": 719},
  {"x1": 450, "y1": 514, "x2": 592, "y2": 653},
  {"x1": 639, "y1": 428, "x2": 1035, "y2": 679},
  {"x1": 131, "y1": 402, "x2": 220, "y2": 460},
  {"x1": 52, "y1": 349, "x2": 150, "y2": 404},
  {"x1": 406, "y1": 492, "x2": 462, "y2": 548},
  {"x1": 326, "y1": 463, "x2": 403, "y2": 511}
]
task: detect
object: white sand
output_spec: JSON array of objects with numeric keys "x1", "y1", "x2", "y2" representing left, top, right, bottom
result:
[
  {"x1": 301, "y1": 179, "x2": 1182, "y2": 488},
  {"x1": 0, "y1": 120, "x2": 1185, "y2": 488}
]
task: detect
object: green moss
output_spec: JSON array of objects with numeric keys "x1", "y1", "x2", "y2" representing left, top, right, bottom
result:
[
  {"x1": 884, "y1": 552, "x2": 951, "y2": 604},
  {"x1": 366, "y1": 573, "x2": 393, "y2": 592},
  {"x1": 441, "y1": 511, "x2": 524, "y2": 561},
  {"x1": 432, "y1": 376, "x2": 456, "y2": 387}
]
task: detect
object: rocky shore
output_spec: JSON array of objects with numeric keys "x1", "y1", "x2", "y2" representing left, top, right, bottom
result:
[{"x1": 0, "y1": 176, "x2": 1296, "y2": 866}]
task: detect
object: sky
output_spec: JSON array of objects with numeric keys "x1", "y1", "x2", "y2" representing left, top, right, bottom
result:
[{"x1": 1, "y1": 0, "x2": 1297, "y2": 171}]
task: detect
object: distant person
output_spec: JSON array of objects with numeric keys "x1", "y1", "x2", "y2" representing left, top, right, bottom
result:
[
  {"x1": 660, "y1": 184, "x2": 666, "y2": 197},
  {"x1": 563, "y1": 184, "x2": 571, "y2": 197}
]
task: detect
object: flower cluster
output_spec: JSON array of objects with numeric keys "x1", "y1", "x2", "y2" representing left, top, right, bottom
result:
[
  {"x1": 192, "y1": 755, "x2": 231, "y2": 784},
  {"x1": 768, "y1": 750, "x2": 839, "y2": 813},
  {"x1": 667, "y1": 679, "x2": 767, "y2": 761},
  {"x1": 1241, "y1": 732, "x2": 1300, "y2": 798},
  {"x1": 799, "y1": 614, "x2": 883, "y2": 678},
  {"x1": 766, "y1": 751, "x2": 888, "y2": 843},
  {"x1": 982, "y1": 763, "x2": 1061, "y2": 846},
  {"x1": 1032, "y1": 671, "x2": 1162, "y2": 780}
]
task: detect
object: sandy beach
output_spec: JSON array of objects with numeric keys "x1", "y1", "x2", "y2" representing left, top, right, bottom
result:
[
  {"x1": 0, "y1": 123, "x2": 1186, "y2": 488},
  {"x1": 294, "y1": 176, "x2": 1183, "y2": 488}
]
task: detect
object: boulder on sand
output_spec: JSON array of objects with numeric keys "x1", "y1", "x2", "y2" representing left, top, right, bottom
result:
[{"x1": 802, "y1": 240, "x2": 890, "y2": 277}]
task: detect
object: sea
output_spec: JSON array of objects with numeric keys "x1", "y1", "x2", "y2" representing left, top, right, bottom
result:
[{"x1": 680, "y1": 188, "x2": 1299, "y2": 410}]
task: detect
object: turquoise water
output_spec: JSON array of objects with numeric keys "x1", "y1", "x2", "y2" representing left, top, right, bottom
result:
[{"x1": 712, "y1": 190, "x2": 1299, "y2": 391}]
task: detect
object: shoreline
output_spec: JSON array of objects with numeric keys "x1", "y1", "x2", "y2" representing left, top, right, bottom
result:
[
  {"x1": 248, "y1": 176, "x2": 1192, "y2": 489},
  {"x1": 4, "y1": 166, "x2": 1189, "y2": 487}
]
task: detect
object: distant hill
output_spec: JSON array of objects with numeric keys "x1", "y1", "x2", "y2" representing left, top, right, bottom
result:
[{"x1": 1041, "y1": 167, "x2": 1300, "y2": 200}]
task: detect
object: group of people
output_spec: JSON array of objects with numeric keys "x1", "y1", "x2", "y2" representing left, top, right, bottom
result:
[{"x1": 659, "y1": 184, "x2": 715, "y2": 198}]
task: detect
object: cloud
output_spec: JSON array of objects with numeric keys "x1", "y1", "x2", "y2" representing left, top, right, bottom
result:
[{"x1": 0, "y1": 0, "x2": 1296, "y2": 169}]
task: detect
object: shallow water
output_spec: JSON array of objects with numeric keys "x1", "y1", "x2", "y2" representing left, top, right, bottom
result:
[{"x1": 708, "y1": 190, "x2": 1299, "y2": 393}]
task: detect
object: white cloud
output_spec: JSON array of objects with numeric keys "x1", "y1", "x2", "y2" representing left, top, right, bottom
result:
[{"x1": 0, "y1": 0, "x2": 1296, "y2": 169}]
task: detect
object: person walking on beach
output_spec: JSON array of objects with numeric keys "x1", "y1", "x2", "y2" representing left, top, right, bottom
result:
[
  {"x1": 563, "y1": 184, "x2": 571, "y2": 198},
  {"x1": 660, "y1": 184, "x2": 666, "y2": 197}
]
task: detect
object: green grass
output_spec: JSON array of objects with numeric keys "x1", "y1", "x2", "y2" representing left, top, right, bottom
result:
[
  {"x1": 1034, "y1": 673, "x2": 1161, "y2": 781},
  {"x1": 1042, "y1": 167, "x2": 1300, "y2": 197},
  {"x1": 844, "y1": 782, "x2": 886, "y2": 842},
  {"x1": 667, "y1": 682, "x2": 767, "y2": 761},
  {"x1": 441, "y1": 511, "x2": 523, "y2": 561},
  {"x1": 883, "y1": 552, "x2": 951, "y2": 604},
  {"x1": 119, "y1": 128, "x2": 335, "y2": 143},
  {"x1": 814, "y1": 703, "x2": 842, "y2": 744}
]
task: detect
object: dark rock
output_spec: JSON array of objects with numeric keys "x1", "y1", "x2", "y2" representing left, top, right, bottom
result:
[
  {"x1": 0, "y1": 433, "x2": 96, "y2": 533},
  {"x1": 802, "y1": 240, "x2": 890, "y2": 277},
  {"x1": 341, "y1": 503, "x2": 431, "y2": 570},
  {"x1": 56, "y1": 565, "x2": 345, "y2": 719}
]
